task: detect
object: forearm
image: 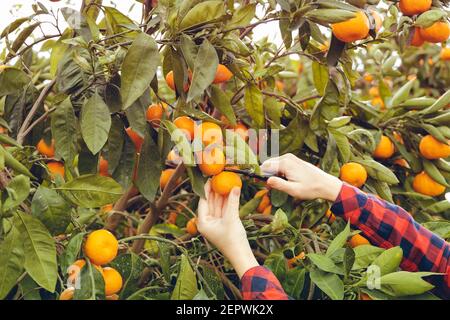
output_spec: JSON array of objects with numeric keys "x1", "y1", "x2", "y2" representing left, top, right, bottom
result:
[{"x1": 330, "y1": 184, "x2": 449, "y2": 277}]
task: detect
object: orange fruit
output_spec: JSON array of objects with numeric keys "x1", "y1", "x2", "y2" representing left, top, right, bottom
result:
[
  {"x1": 198, "y1": 147, "x2": 225, "y2": 176},
  {"x1": 47, "y1": 161, "x2": 65, "y2": 179},
  {"x1": 146, "y1": 103, "x2": 167, "y2": 128},
  {"x1": 419, "y1": 135, "x2": 450, "y2": 159},
  {"x1": 160, "y1": 168, "x2": 182, "y2": 190},
  {"x1": 399, "y1": 0, "x2": 431, "y2": 16},
  {"x1": 186, "y1": 217, "x2": 198, "y2": 235},
  {"x1": 373, "y1": 135, "x2": 395, "y2": 159},
  {"x1": 255, "y1": 189, "x2": 270, "y2": 213},
  {"x1": 165, "y1": 71, "x2": 189, "y2": 92},
  {"x1": 364, "y1": 73, "x2": 374, "y2": 82},
  {"x1": 349, "y1": 234, "x2": 370, "y2": 248},
  {"x1": 419, "y1": 21, "x2": 450, "y2": 43},
  {"x1": 394, "y1": 158, "x2": 410, "y2": 168},
  {"x1": 59, "y1": 287, "x2": 75, "y2": 300},
  {"x1": 440, "y1": 47, "x2": 450, "y2": 61},
  {"x1": 211, "y1": 171, "x2": 242, "y2": 196},
  {"x1": 413, "y1": 171, "x2": 446, "y2": 196},
  {"x1": 339, "y1": 162, "x2": 368, "y2": 188},
  {"x1": 275, "y1": 80, "x2": 285, "y2": 92},
  {"x1": 102, "y1": 267, "x2": 123, "y2": 296},
  {"x1": 167, "y1": 149, "x2": 182, "y2": 164},
  {"x1": 84, "y1": 229, "x2": 118, "y2": 266},
  {"x1": 298, "y1": 62, "x2": 304, "y2": 74},
  {"x1": 125, "y1": 127, "x2": 144, "y2": 152},
  {"x1": 371, "y1": 97, "x2": 385, "y2": 110},
  {"x1": 369, "y1": 87, "x2": 379, "y2": 97},
  {"x1": 213, "y1": 64, "x2": 233, "y2": 84},
  {"x1": 101, "y1": 204, "x2": 114, "y2": 213},
  {"x1": 173, "y1": 116, "x2": 195, "y2": 141},
  {"x1": 99, "y1": 156, "x2": 109, "y2": 176},
  {"x1": 393, "y1": 131, "x2": 404, "y2": 144},
  {"x1": 411, "y1": 28, "x2": 425, "y2": 46},
  {"x1": 234, "y1": 122, "x2": 249, "y2": 141},
  {"x1": 287, "y1": 252, "x2": 305, "y2": 269},
  {"x1": 167, "y1": 211, "x2": 178, "y2": 225},
  {"x1": 37, "y1": 139, "x2": 55, "y2": 157},
  {"x1": 360, "y1": 293, "x2": 372, "y2": 300},
  {"x1": 325, "y1": 209, "x2": 336, "y2": 223},
  {"x1": 262, "y1": 205, "x2": 272, "y2": 216},
  {"x1": 197, "y1": 122, "x2": 223, "y2": 146},
  {"x1": 331, "y1": 11, "x2": 370, "y2": 43}
]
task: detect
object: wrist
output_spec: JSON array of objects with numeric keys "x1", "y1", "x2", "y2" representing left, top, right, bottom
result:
[
  {"x1": 224, "y1": 241, "x2": 259, "y2": 279},
  {"x1": 320, "y1": 175, "x2": 343, "y2": 202}
]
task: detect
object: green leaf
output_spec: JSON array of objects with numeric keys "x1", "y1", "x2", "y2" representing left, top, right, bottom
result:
[
  {"x1": 309, "y1": 269, "x2": 344, "y2": 300},
  {"x1": 244, "y1": 84, "x2": 264, "y2": 127},
  {"x1": 31, "y1": 186, "x2": 72, "y2": 235},
  {"x1": 305, "y1": 9, "x2": 356, "y2": 24},
  {"x1": 390, "y1": 79, "x2": 415, "y2": 107},
  {"x1": 0, "y1": 226, "x2": 25, "y2": 299},
  {"x1": 186, "y1": 166, "x2": 206, "y2": 198},
  {"x1": 81, "y1": 92, "x2": 111, "y2": 155},
  {"x1": 260, "y1": 209, "x2": 289, "y2": 234},
  {"x1": 51, "y1": 97, "x2": 78, "y2": 163},
  {"x1": 312, "y1": 62, "x2": 328, "y2": 95},
  {"x1": 171, "y1": 255, "x2": 198, "y2": 300},
  {"x1": 352, "y1": 245, "x2": 385, "y2": 270},
  {"x1": 3, "y1": 175, "x2": 30, "y2": 212},
  {"x1": 326, "y1": 222, "x2": 350, "y2": 257},
  {"x1": 162, "y1": 120, "x2": 195, "y2": 166},
  {"x1": 16, "y1": 212, "x2": 57, "y2": 293},
  {"x1": 59, "y1": 232, "x2": 85, "y2": 274},
  {"x1": 419, "y1": 90, "x2": 450, "y2": 115},
  {"x1": 370, "y1": 246, "x2": 403, "y2": 276},
  {"x1": 228, "y1": 4, "x2": 256, "y2": 29},
  {"x1": 282, "y1": 268, "x2": 306, "y2": 300},
  {"x1": 187, "y1": 39, "x2": 219, "y2": 102},
  {"x1": 310, "y1": 80, "x2": 340, "y2": 131},
  {"x1": 180, "y1": 1, "x2": 225, "y2": 30},
  {"x1": 0, "y1": 68, "x2": 30, "y2": 96},
  {"x1": 209, "y1": 85, "x2": 237, "y2": 126},
  {"x1": 356, "y1": 159, "x2": 399, "y2": 185},
  {"x1": 380, "y1": 271, "x2": 435, "y2": 297},
  {"x1": 56, "y1": 174, "x2": 123, "y2": 208},
  {"x1": 415, "y1": 10, "x2": 447, "y2": 28},
  {"x1": 73, "y1": 260, "x2": 105, "y2": 300},
  {"x1": 121, "y1": 33, "x2": 159, "y2": 110},
  {"x1": 135, "y1": 129, "x2": 162, "y2": 202},
  {"x1": 110, "y1": 253, "x2": 145, "y2": 300},
  {"x1": 307, "y1": 253, "x2": 343, "y2": 274}
]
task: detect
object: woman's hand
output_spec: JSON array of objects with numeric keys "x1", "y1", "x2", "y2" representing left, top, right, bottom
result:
[
  {"x1": 197, "y1": 181, "x2": 258, "y2": 278},
  {"x1": 261, "y1": 153, "x2": 343, "y2": 202}
]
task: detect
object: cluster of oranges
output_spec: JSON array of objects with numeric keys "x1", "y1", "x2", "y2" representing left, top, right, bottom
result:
[
  {"x1": 37, "y1": 139, "x2": 111, "y2": 179},
  {"x1": 400, "y1": 0, "x2": 450, "y2": 58},
  {"x1": 36, "y1": 139, "x2": 65, "y2": 179},
  {"x1": 60, "y1": 229, "x2": 122, "y2": 300},
  {"x1": 368, "y1": 86, "x2": 385, "y2": 111},
  {"x1": 338, "y1": 133, "x2": 449, "y2": 198}
]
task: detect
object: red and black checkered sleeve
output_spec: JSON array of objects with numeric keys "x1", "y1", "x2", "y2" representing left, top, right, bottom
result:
[
  {"x1": 330, "y1": 183, "x2": 450, "y2": 293},
  {"x1": 240, "y1": 266, "x2": 289, "y2": 300}
]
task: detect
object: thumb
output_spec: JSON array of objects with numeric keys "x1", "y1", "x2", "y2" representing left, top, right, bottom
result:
[{"x1": 267, "y1": 177, "x2": 298, "y2": 197}]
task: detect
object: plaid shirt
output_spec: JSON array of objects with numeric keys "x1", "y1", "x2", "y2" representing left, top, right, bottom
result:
[{"x1": 239, "y1": 183, "x2": 450, "y2": 300}]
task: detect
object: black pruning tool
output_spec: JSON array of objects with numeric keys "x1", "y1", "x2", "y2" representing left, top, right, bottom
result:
[{"x1": 223, "y1": 167, "x2": 287, "y2": 182}]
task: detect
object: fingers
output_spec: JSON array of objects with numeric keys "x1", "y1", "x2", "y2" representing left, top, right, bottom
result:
[
  {"x1": 198, "y1": 181, "x2": 211, "y2": 223},
  {"x1": 224, "y1": 187, "x2": 241, "y2": 220},
  {"x1": 266, "y1": 176, "x2": 299, "y2": 197},
  {"x1": 213, "y1": 193, "x2": 225, "y2": 218}
]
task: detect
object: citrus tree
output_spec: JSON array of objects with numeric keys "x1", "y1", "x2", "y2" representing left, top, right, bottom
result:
[{"x1": 0, "y1": 0, "x2": 449, "y2": 300}]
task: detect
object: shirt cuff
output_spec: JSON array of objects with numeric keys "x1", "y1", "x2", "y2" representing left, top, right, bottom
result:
[
  {"x1": 330, "y1": 183, "x2": 368, "y2": 217},
  {"x1": 240, "y1": 266, "x2": 289, "y2": 300}
]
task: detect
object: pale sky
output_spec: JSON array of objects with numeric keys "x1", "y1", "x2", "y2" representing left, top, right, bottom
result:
[{"x1": 1, "y1": 0, "x2": 282, "y2": 47}]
